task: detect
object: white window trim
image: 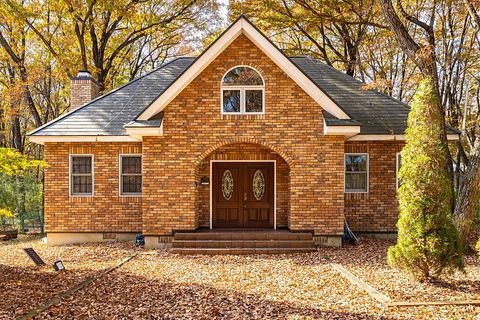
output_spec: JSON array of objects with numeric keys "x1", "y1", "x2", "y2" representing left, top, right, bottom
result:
[
  {"x1": 69, "y1": 154, "x2": 94, "y2": 197},
  {"x1": 344, "y1": 153, "x2": 369, "y2": 193},
  {"x1": 119, "y1": 154, "x2": 143, "y2": 196},
  {"x1": 396, "y1": 152, "x2": 402, "y2": 191},
  {"x1": 220, "y1": 66, "x2": 265, "y2": 115}
]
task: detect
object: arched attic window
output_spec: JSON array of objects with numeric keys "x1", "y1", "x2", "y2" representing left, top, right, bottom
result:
[{"x1": 221, "y1": 66, "x2": 265, "y2": 114}]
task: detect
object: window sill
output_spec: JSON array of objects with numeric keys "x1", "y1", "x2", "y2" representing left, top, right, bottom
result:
[
  {"x1": 221, "y1": 113, "x2": 265, "y2": 120},
  {"x1": 344, "y1": 191, "x2": 369, "y2": 194}
]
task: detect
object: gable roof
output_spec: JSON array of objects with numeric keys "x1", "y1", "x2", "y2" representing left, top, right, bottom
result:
[
  {"x1": 28, "y1": 16, "x2": 459, "y2": 142},
  {"x1": 135, "y1": 15, "x2": 351, "y2": 121}
]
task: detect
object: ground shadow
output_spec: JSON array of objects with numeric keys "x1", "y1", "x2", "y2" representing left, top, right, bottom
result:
[
  {"x1": 41, "y1": 268, "x2": 397, "y2": 320},
  {"x1": 0, "y1": 263, "x2": 91, "y2": 318}
]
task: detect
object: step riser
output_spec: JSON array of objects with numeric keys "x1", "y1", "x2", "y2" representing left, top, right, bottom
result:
[
  {"x1": 174, "y1": 233, "x2": 312, "y2": 241},
  {"x1": 170, "y1": 248, "x2": 317, "y2": 255},
  {"x1": 172, "y1": 240, "x2": 315, "y2": 249}
]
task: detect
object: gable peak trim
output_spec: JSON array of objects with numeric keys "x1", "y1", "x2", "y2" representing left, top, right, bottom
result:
[{"x1": 136, "y1": 16, "x2": 350, "y2": 121}]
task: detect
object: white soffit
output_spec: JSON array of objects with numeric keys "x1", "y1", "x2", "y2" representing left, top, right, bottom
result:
[
  {"x1": 137, "y1": 17, "x2": 350, "y2": 121},
  {"x1": 125, "y1": 125, "x2": 163, "y2": 140},
  {"x1": 28, "y1": 135, "x2": 140, "y2": 145},
  {"x1": 348, "y1": 134, "x2": 460, "y2": 141},
  {"x1": 323, "y1": 119, "x2": 361, "y2": 137}
]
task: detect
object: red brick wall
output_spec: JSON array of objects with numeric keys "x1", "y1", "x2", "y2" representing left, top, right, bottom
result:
[
  {"x1": 344, "y1": 141, "x2": 404, "y2": 232},
  {"x1": 141, "y1": 34, "x2": 345, "y2": 237},
  {"x1": 196, "y1": 143, "x2": 290, "y2": 228},
  {"x1": 43, "y1": 142, "x2": 142, "y2": 233}
]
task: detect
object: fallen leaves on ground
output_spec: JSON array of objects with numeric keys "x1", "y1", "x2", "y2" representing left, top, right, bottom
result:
[
  {"x1": 0, "y1": 235, "x2": 138, "y2": 319},
  {"x1": 323, "y1": 238, "x2": 480, "y2": 303},
  {"x1": 1, "y1": 237, "x2": 479, "y2": 319}
]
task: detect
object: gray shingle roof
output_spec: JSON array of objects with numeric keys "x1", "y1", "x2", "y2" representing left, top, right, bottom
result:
[
  {"x1": 30, "y1": 55, "x2": 424, "y2": 137},
  {"x1": 290, "y1": 56, "x2": 411, "y2": 134},
  {"x1": 30, "y1": 57, "x2": 194, "y2": 136}
]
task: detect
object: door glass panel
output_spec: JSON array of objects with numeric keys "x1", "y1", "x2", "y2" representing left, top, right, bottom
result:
[
  {"x1": 252, "y1": 169, "x2": 265, "y2": 200},
  {"x1": 221, "y1": 170, "x2": 234, "y2": 200}
]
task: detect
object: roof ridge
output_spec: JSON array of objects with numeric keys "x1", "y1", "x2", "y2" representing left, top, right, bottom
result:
[{"x1": 28, "y1": 57, "x2": 188, "y2": 136}]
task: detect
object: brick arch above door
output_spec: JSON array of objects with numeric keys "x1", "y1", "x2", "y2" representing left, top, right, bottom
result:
[
  {"x1": 195, "y1": 142, "x2": 291, "y2": 229},
  {"x1": 193, "y1": 138, "x2": 294, "y2": 170}
]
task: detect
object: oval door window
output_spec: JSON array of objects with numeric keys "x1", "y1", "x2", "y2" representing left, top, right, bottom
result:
[
  {"x1": 221, "y1": 170, "x2": 234, "y2": 200},
  {"x1": 253, "y1": 169, "x2": 265, "y2": 200}
]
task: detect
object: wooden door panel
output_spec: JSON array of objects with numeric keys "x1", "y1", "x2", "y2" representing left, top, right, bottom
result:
[
  {"x1": 212, "y1": 163, "x2": 244, "y2": 228},
  {"x1": 243, "y1": 163, "x2": 274, "y2": 228},
  {"x1": 212, "y1": 162, "x2": 274, "y2": 228}
]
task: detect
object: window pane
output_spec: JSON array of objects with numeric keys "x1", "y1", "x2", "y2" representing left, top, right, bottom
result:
[
  {"x1": 72, "y1": 156, "x2": 92, "y2": 174},
  {"x1": 223, "y1": 90, "x2": 240, "y2": 113},
  {"x1": 345, "y1": 155, "x2": 367, "y2": 172},
  {"x1": 222, "y1": 67, "x2": 263, "y2": 86},
  {"x1": 122, "y1": 176, "x2": 142, "y2": 194},
  {"x1": 122, "y1": 156, "x2": 141, "y2": 174},
  {"x1": 245, "y1": 90, "x2": 263, "y2": 113},
  {"x1": 346, "y1": 173, "x2": 367, "y2": 191},
  {"x1": 72, "y1": 176, "x2": 92, "y2": 194}
]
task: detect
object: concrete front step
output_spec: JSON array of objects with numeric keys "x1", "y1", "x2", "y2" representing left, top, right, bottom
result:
[
  {"x1": 169, "y1": 247, "x2": 317, "y2": 255},
  {"x1": 172, "y1": 239, "x2": 316, "y2": 249},
  {"x1": 173, "y1": 232, "x2": 313, "y2": 241}
]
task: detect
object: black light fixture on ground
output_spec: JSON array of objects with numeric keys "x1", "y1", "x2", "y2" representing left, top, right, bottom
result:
[{"x1": 53, "y1": 260, "x2": 65, "y2": 271}]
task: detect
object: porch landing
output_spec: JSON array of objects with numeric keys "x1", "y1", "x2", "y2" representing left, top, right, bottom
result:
[{"x1": 170, "y1": 228, "x2": 317, "y2": 254}]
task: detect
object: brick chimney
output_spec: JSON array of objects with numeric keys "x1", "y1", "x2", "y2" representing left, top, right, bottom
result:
[{"x1": 70, "y1": 70, "x2": 100, "y2": 110}]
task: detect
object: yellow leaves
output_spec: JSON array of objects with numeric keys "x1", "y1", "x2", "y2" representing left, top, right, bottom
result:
[
  {"x1": 361, "y1": 78, "x2": 393, "y2": 92},
  {"x1": 0, "y1": 148, "x2": 46, "y2": 175},
  {"x1": 0, "y1": 208, "x2": 14, "y2": 218}
]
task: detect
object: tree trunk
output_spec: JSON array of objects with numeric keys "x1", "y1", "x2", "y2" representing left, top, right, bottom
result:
[
  {"x1": 11, "y1": 116, "x2": 23, "y2": 152},
  {"x1": 455, "y1": 128, "x2": 480, "y2": 245},
  {"x1": 380, "y1": 0, "x2": 455, "y2": 207},
  {"x1": 453, "y1": 0, "x2": 480, "y2": 245}
]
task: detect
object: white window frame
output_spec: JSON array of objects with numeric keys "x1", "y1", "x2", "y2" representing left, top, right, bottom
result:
[
  {"x1": 220, "y1": 65, "x2": 265, "y2": 115},
  {"x1": 119, "y1": 154, "x2": 142, "y2": 196},
  {"x1": 396, "y1": 152, "x2": 402, "y2": 191},
  {"x1": 344, "y1": 153, "x2": 369, "y2": 193},
  {"x1": 69, "y1": 154, "x2": 94, "y2": 197}
]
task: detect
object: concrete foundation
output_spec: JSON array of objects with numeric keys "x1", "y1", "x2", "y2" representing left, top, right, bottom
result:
[{"x1": 46, "y1": 232, "x2": 138, "y2": 246}]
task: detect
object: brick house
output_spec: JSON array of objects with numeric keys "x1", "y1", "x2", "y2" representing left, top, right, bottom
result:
[{"x1": 29, "y1": 17, "x2": 459, "y2": 250}]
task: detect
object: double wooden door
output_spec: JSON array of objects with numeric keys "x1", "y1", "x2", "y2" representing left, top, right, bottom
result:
[{"x1": 212, "y1": 162, "x2": 274, "y2": 228}]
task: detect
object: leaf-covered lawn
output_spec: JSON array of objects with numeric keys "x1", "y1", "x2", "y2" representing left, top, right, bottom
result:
[
  {"x1": 0, "y1": 236, "x2": 137, "y2": 319},
  {"x1": 323, "y1": 239, "x2": 480, "y2": 303},
  {"x1": 1, "y1": 237, "x2": 479, "y2": 319}
]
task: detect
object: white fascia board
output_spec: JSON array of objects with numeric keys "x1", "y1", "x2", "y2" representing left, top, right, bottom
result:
[
  {"x1": 125, "y1": 124, "x2": 163, "y2": 140},
  {"x1": 324, "y1": 122, "x2": 361, "y2": 137},
  {"x1": 137, "y1": 17, "x2": 350, "y2": 121},
  {"x1": 137, "y1": 22, "x2": 243, "y2": 120},
  {"x1": 348, "y1": 134, "x2": 460, "y2": 141},
  {"x1": 29, "y1": 135, "x2": 140, "y2": 145},
  {"x1": 241, "y1": 21, "x2": 349, "y2": 119}
]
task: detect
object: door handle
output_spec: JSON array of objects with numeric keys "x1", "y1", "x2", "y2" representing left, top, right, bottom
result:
[
  {"x1": 244, "y1": 192, "x2": 247, "y2": 201},
  {"x1": 243, "y1": 204, "x2": 247, "y2": 209}
]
